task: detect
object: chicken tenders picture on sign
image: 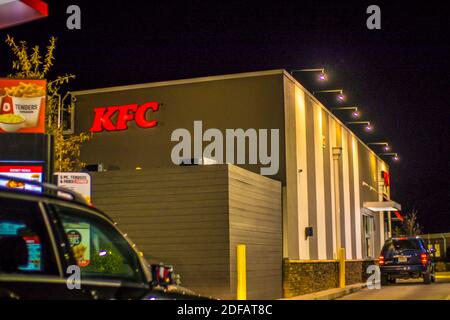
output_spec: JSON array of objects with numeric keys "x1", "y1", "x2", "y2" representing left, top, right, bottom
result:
[{"x1": 0, "y1": 79, "x2": 46, "y2": 133}]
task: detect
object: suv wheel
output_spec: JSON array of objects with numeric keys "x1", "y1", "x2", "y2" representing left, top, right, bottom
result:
[
  {"x1": 381, "y1": 274, "x2": 389, "y2": 286},
  {"x1": 423, "y1": 271, "x2": 432, "y2": 284}
]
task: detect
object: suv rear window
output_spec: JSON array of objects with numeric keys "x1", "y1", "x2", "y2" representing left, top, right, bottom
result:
[{"x1": 382, "y1": 239, "x2": 421, "y2": 254}]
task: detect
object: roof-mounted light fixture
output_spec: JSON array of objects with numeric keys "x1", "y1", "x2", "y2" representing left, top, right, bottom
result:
[
  {"x1": 368, "y1": 142, "x2": 391, "y2": 152},
  {"x1": 378, "y1": 152, "x2": 400, "y2": 161},
  {"x1": 346, "y1": 121, "x2": 373, "y2": 132},
  {"x1": 313, "y1": 89, "x2": 345, "y2": 102},
  {"x1": 291, "y1": 68, "x2": 327, "y2": 81},
  {"x1": 332, "y1": 106, "x2": 360, "y2": 119}
]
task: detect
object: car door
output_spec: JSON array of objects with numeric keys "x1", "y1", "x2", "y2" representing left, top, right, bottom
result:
[
  {"x1": 0, "y1": 195, "x2": 88, "y2": 299},
  {"x1": 47, "y1": 202, "x2": 151, "y2": 300}
]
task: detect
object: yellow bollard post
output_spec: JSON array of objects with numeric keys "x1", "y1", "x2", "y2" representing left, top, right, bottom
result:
[
  {"x1": 339, "y1": 247, "x2": 346, "y2": 289},
  {"x1": 236, "y1": 244, "x2": 247, "y2": 300}
]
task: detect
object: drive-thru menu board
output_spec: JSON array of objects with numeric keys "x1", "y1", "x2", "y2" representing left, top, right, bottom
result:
[
  {"x1": 0, "y1": 222, "x2": 43, "y2": 271},
  {"x1": 0, "y1": 165, "x2": 43, "y2": 192}
]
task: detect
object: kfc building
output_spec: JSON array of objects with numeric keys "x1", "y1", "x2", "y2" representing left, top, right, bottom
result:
[{"x1": 72, "y1": 69, "x2": 401, "y2": 299}]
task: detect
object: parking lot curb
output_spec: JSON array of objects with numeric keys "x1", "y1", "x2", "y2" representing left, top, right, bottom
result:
[{"x1": 281, "y1": 283, "x2": 367, "y2": 300}]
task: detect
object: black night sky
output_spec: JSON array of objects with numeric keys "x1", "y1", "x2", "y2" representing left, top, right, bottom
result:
[{"x1": 1, "y1": 1, "x2": 449, "y2": 232}]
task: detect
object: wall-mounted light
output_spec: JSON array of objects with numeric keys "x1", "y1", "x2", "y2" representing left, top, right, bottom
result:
[
  {"x1": 291, "y1": 68, "x2": 327, "y2": 82},
  {"x1": 332, "y1": 106, "x2": 360, "y2": 119},
  {"x1": 378, "y1": 152, "x2": 400, "y2": 162},
  {"x1": 368, "y1": 142, "x2": 391, "y2": 152},
  {"x1": 346, "y1": 121, "x2": 373, "y2": 133},
  {"x1": 313, "y1": 89, "x2": 345, "y2": 102}
]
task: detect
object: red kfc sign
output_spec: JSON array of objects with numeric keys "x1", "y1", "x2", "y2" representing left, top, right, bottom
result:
[{"x1": 90, "y1": 102, "x2": 159, "y2": 133}]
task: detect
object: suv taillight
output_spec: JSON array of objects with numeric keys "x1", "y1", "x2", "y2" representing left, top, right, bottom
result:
[
  {"x1": 378, "y1": 256, "x2": 385, "y2": 266},
  {"x1": 420, "y1": 253, "x2": 428, "y2": 265}
]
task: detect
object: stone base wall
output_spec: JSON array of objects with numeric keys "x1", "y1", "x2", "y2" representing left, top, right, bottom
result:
[
  {"x1": 345, "y1": 260, "x2": 375, "y2": 285},
  {"x1": 283, "y1": 259, "x2": 376, "y2": 298}
]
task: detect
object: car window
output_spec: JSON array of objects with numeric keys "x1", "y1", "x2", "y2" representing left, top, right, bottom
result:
[
  {"x1": 51, "y1": 204, "x2": 145, "y2": 283},
  {"x1": 0, "y1": 197, "x2": 57, "y2": 275},
  {"x1": 382, "y1": 239, "x2": 421, "y2": 255}
]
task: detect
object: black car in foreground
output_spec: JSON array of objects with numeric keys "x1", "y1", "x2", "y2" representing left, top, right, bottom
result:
[
  {"x1": 378, "y1": 237, "x2": 436, "y2": 285},
  {"x1": 0, "y1": 178, "x2": 209, "y2": 300}
]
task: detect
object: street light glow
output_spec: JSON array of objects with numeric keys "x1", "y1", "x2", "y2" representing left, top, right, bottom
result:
[
  {"x1": 352, "y1": 110, "x2": 360, "y2": 118},
  {"x1": 319, "y1": 72, "x2": 327, "y2": 81}
]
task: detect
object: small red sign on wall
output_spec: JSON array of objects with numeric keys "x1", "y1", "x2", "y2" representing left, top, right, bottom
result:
[{"x1": 381, "y1": 170, "x2": 390, "y2": 187}]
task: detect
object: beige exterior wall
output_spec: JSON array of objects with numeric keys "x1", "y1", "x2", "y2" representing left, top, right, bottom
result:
[
  {"x1": 74, "y1": 69, "x2": 391, "y2": 266},
  {"x1": 90, "y1": 165, "x2": 282, "y2": 300}
]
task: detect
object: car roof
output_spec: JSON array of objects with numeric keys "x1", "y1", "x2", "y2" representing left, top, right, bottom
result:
[{"x1": 0, "y1": 187, "x2": 114, "y2": 223}]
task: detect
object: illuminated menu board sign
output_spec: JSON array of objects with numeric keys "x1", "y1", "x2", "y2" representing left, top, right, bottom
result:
[
  {"x1": 0, "y1": 79, "x2": 47, "y2": 134},
  {"x1": 0, "y1": 165, "x2": 43, "y2": 192},
  {"x1": 0, "y1": 222, "x2": 42, "y2": 272}
]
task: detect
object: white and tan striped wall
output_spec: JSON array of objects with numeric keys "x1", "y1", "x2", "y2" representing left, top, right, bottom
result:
[{"x1": 283, "y1": 72, "x2": 389, "y2": 261}]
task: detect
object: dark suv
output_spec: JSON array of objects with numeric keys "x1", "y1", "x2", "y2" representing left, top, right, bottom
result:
[
  {"x1": 378, "y1": 237, "x2": 436, "y2": 285},
  {"x1": 0, "y1": 180, "x2": 208, "y2": 300}
]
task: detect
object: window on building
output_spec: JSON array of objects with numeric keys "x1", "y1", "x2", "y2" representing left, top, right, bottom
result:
[{"x1": 363, "y1": 214, "x2": 375, "y2": 258}]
